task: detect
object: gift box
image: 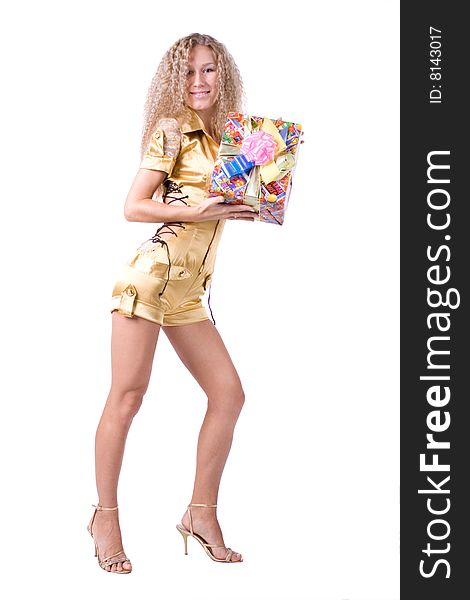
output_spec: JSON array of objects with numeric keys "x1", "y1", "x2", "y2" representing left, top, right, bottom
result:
[{"x1": 208, "y1": 112, "x2": 303, "y2": 225}]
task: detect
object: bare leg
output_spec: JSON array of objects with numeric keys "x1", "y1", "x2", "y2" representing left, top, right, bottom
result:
[
  {"x1": 90, "y1": 312, "x2": 160, "y2": 572},
  {"x1": 163, "y1": 319, "x2": 245, "y2": 561}
]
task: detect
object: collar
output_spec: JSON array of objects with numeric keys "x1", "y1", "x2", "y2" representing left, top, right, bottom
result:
[
  {"x1": 155, "y1": 110, "x2": 204, "y2": 134},
  {"x1": 179, "y1": 108, "x2": 206, "y2": 134}
]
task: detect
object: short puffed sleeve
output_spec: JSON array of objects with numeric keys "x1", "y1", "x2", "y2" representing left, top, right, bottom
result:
[{"x1": 140, "y1": 118, "x2": 181, "y2": 176}]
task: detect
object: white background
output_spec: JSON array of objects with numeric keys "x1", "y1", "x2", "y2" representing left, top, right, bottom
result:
[{"x1": 0, "y1": 1, "x2": 399, "y2": 599}]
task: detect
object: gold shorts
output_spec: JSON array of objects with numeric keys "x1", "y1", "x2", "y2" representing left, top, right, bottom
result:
[{"x1": 110, "y1": 219, "x2": 224, "y2": 327}]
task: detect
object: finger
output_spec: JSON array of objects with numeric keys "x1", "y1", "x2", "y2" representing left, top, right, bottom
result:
[
  {"x1": 215, "y1": 200, "x2": 256, "y2": 212},
  {"x1": 229, "y1": 215, "x2": 256, "y2": 221},
  {"x1": 230, "y1": 211, "x2": 258, "y2": 219},
  {"x1": 208, "y1": 195, "x2": 226, "y2": 204},
  {"x1": 234, "y1": 204, "x2": 257, "y2": 212}
]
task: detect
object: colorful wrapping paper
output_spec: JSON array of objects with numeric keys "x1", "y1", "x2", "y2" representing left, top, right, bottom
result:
[{"x1": 208, "y1": 112, "x2": 303, "y2": 225}]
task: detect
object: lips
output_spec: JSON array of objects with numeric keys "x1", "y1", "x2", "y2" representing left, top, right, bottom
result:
[{"x1": 190, "y1": 91, "x2": 210, "y2": 97}]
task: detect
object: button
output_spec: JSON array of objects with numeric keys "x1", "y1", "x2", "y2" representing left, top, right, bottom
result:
[
  {"x1": 179, "y1": 270, "x2": 186, "y2": 277},
  {"x1": 126, "y1": 287, "x2": 135, "y2": 296},
  {"x1": 267, "y1": 194, "x2": 277, "y2": 203},
  {"x1": 154, "y1": 131, "x2": 161, "y2": 139}
]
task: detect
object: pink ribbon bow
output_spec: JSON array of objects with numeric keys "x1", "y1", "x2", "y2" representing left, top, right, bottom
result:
[{"x1": 240, "y1": 131, "x2": 277, "y2": 165}]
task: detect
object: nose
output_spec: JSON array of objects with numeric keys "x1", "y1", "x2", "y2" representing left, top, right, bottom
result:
[{"x1": 193, "y1": 70, "x2": 206, "y2": 87}]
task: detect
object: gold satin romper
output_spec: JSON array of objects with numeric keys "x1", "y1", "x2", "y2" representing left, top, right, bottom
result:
[{"x1": 110, "y1": 109, "x2": 225, "y2": 326}]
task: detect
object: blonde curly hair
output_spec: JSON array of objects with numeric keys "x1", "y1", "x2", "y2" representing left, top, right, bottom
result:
[{"x1": 140, "y1": 33, "x2": 246, "y2": 159}]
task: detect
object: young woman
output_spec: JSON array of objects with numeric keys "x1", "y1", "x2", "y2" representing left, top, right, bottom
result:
[{"x1": 87, "y1": 33, "x2": 256, "y2": 573}]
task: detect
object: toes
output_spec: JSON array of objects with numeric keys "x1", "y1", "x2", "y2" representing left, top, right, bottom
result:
[
  {"x1": 103, "y1": 558, "x2": 132, "y2": 573},
  {"x1": 116, "y1": 560, "x2": 132, "y2": 572},
  {"x1": 232, "y1": 552, "x2": 242, "y2": 561}
]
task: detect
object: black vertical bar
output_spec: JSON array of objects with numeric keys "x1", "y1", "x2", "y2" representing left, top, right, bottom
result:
[{"x1": 401, "y1": 2, "x2": 469, "y2": 598}]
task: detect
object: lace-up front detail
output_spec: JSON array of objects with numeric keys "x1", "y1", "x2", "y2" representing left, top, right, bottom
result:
[
  {"x1": 136, "y1": 179, "x2": 218, "y2": 324},
  {"x1": 148, "y1": 180, "x2": 189, "y2": 297}
]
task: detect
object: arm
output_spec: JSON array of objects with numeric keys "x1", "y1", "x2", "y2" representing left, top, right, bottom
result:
[
  {"x1": 128, "y1": 120, "x2": 255, "y2": 223},
  {"x1": 124, "y1": 168, "x2": 198, "y2": 223},
  {"x1": 124, "y1": 168, "x2": 257, "y2": 223}
]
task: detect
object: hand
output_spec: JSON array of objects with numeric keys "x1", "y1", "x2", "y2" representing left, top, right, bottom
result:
[{"x1": 195, "y1": 196, "x2": 257, "y2": 222}]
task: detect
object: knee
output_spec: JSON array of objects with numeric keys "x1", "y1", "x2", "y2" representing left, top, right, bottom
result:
[
  {"x1": 108, "y1": 386, "x2": 146, "y2": 422},
  {"x1": 237, "y1": 387, "x2": 246, "y2": 410},
  {"x1": 208, "y1": 380, "x2": 245, "y2": 415}
]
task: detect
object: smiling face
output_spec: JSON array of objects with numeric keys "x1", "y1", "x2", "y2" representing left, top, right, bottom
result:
[{"x1": 184, "y1": 45, "x2": 219, "y2": 121}]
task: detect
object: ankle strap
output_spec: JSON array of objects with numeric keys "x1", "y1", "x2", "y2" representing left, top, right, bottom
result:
[
  {"x1": 186, "y1": 503, "x2": 216, "y2": 536},
  {"x1": 92, "y1": 503, "x2": 119, "y2": 511}
]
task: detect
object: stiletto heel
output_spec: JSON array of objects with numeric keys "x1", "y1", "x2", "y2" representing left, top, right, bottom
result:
[
  {"x1": 177, "y1": 526, "x2": 190, "y2": 554},
  {"x1": 175, "y1": 503, "x2": 243, "y2": 563},
  {"x1": 87, "y1": 503, "x2": 132, "y2": 573}
]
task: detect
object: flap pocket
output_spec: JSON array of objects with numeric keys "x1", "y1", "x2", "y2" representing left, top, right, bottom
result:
[{"x1": 118, "y1": 284, "x2": 137, "y2": 317}]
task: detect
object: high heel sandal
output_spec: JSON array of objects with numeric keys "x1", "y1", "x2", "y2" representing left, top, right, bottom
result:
[
  {"x1": 176, "y1": 503, "x2": 243, "y2": 563},
  {"x1": 87, "y1": 504, "x2": 132, "y2": 574}
]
